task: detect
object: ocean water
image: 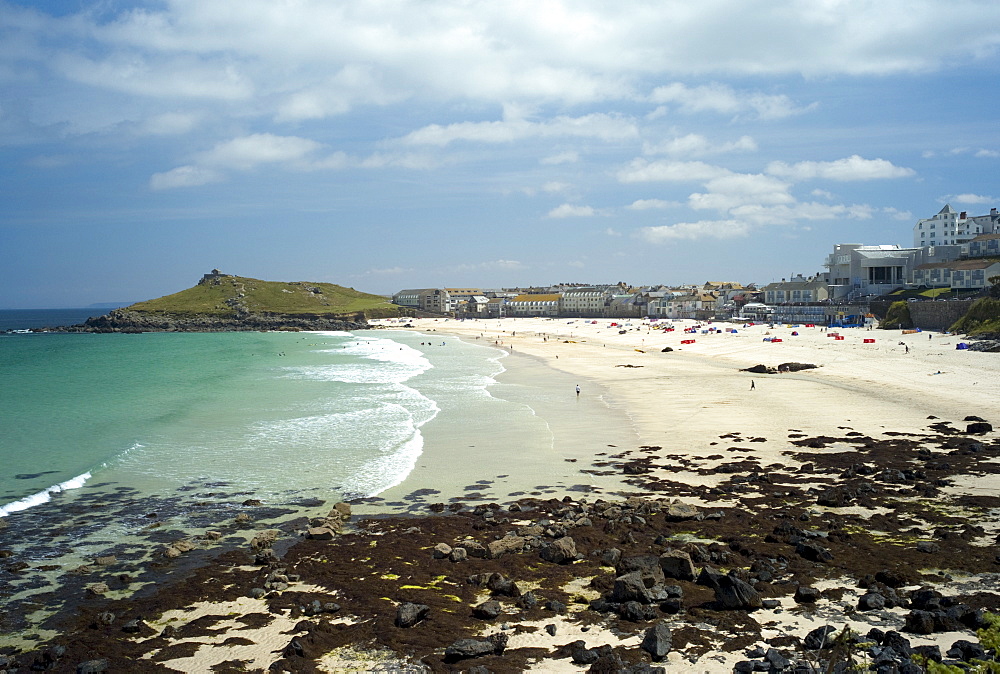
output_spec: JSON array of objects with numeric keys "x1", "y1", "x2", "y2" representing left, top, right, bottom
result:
[
  {"x1": 0, "y1": 329, "x2": 502, "y2": 519},
  {"x1": 0, "y1": 308, "x2": 105, "y2": 332},
  {"x1": 0, "y1": 322, "x2": 637, "y2": 641}
]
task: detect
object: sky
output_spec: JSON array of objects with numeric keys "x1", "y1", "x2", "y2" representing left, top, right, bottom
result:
[{"x1": 3, "y1": 1, "x2": 1000, "y2": 308}]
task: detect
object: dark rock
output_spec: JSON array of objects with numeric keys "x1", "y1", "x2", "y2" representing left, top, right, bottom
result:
[
  {"x1": 659, "y1": 598, "x2": 682, "y2": 614},
  {"x1": 916, "y1": 541, "x2": 940, "y2": 554},
  {"x1": 547, "y1": 600, "x2": 567, "y2": 614},
  {"x1": 796, "y1": 540, "x2": 833, "y2": 562},
  {"x1": 946, "y1": 639, "x2": 985, "y2": 661},
  {"x1": 874, "y1": 569, "x2": 911, "y2": 588},
  {"x1": 793, "y1": 586, "x2": 820, "y2": 604},
  {"x1": 612, "y1": 571, "x2": 655, "y2": 604},
  {"x1": 640, "y1": 621, "x2": 673, "y2": 661},
  {"x1": 545, "y1": 624, "x2": 557, "y2": 636},
  {"x1": 600, "y1": 548, "x2": 622, "y2": 566},
  {"x1": 803, "y1": 625, "x2": 837, "y2": 650},
  {"x1": 697, "y1": 565, "x2": 723, "y2": 589},
  {"x1": 618, "y1": 600, "x2": 658, "y2": 622},
  {"x1": 76, "y1": 660, "x2": 110, "y2": 674},
  {"x1": 517, "y1": 591, "x2": 538, "y2": 609},
  {"x1": 540, "y1": 536, "x2": 578, "y2": 564},
  {"x1": 572, "y1": 647, "x2": 599, "y2": 665},
  {"x1": 472, "y1": 600, "x2": 503, "y2": 620},
  {"x1": 121, "y1": 618, "x2": 144, "y2": 634},
  {"x1": 858, "y1": 593, "x2": 886, "y2": 611},
  {"x1": 444, "y1": 633, "x2": 508, "y2": 661},
  {"x1": 617, "y1": 554, "x2": 666, "y2": 585},
  {"x1": 714, "y1": 574, "x2": 762, "y2": 610},
  {"x1": 966, "y1": 422, "x2": 993, "y2": 434},
  {"x1": 486, "y1": 573, "x2": 521, "y2": 597},
  {"x1": 903, "y1": 610, "x2": 936, "y2": 634},
  {"x1": 765, "y1": 648, "x2": 791, "y2": 670},
  {"x1": 395, "y1": 602, "x2": 429, "y2": 628},
  {"x1": 816, "y1": 487, "x2": 854, "y2": 507},
  {"x1": 912, "y1": 644, "x2": 942, "y2": 662},
  {"x1": 658, "y1": 550, "x2": 696, "y2": 581},
  {"x1": 882, "y1": 631, "x2": 912, "y2": 657}
]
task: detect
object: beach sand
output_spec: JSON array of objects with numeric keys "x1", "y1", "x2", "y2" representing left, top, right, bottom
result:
[{"x1": 386, "y1": 316, "x2": 1000, "y2": 467}]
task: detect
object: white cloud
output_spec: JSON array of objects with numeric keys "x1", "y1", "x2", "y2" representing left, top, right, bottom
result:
[
  {"x1": 691, "y1": 173, "x2": 794, "y2": 211},
  {"x1": 617, "y1": 159, "x2": 730, "y2": 183},
  {"x1": 480, "y1": 259, "x2": 525, "y2": 270},
  {"x1": 643, "y1": 133, "x2": 757, "y2": 158},
  {"x1": 399, "y1": 112, "x2": 637, "y2": 146},
  {"x1": 952, "y1": 193, "x2": 996, "y2": 205},
  {"x1": 648, "y1": 83, "x2": 813, "y2": 120},
  {"x1": 139, "y1": 112, "x2": 200, "y2": 136},
  {"x1": 975, "y1": 149, "x2": 1000, "y2": 158},
  {"x1": 766, "y1": 155, "x2": 915, "y2": 181},
  {"x1": 883, "y1": 207, "x2": 913, "y2": 220},
  {"x1": 548, "y1": 204, "x2": 597, "y2": 218},
  {"x1": 729, "y1": 202, "x2": 876, "y2": 226},
  {"x1": 638, "y1": 220, "x2": 750, "y2": 242},
  {"x1": 605, "y1": 227, "x2": 622, "y2": 236},
  {"x1": 199, "y1": 133, "x2": 322, "y2": 169},
  {"x1": 542, "y1": 181, "x2": 572, "y2": 193},
  {"x1": 25, "y1": 154, "x2": 74, "y2": 168},
  {"x1": 627, "y1": 199, "x2": 677, "y2": 210},
  {"x1": 365, "y1": 266, "x2": 413, "y2": 275},
  {"x1": 540, "y1": 151, "x2": 580, "y2": 165},
  {"x1": 149, "y1": 165, "x2": 222, "y2": 190}
]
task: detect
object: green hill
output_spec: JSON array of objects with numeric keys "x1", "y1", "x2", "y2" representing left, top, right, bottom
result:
[{"x1": 127, "y1": 272, "x2": 402, "y2": 320}]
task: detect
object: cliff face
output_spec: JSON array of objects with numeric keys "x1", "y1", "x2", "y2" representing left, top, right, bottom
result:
[{"x1": 64, "y1": 309, "x2": 369, "y2": 333}]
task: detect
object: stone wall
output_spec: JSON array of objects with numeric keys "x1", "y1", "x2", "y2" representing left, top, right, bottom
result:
[{"x1": 906, "y1": 300, "x2": 975, "y2": 331}]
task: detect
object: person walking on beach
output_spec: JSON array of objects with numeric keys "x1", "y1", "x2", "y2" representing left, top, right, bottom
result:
[
  {"x1": 750, "y1": 380, "x2": 755, "y2": 391},
  {"x1": 576, "y1": 384, "x2": 581, "y2": 396}
]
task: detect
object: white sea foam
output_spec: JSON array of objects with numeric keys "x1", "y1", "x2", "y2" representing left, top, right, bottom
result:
[
  {"x1": 286, "y1": 336, "x2": 432, "y2": 384},
  {"x1": 0, "y1": 472, "x2": 92, "y2": 518}
]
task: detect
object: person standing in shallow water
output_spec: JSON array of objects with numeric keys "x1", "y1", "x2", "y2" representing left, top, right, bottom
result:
[{"x1": 576, "y1": 384, "x2": 581, "y2": 396}]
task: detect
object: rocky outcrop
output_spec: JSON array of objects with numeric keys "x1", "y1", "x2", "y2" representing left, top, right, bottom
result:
[{"x1": 61, "y1": 309, "x2": 368, "y2": 333}]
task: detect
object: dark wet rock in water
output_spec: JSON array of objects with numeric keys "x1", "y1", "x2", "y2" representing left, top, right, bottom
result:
[{"x1": 395, "y1": 602, "x2": 429, "y2": 628}]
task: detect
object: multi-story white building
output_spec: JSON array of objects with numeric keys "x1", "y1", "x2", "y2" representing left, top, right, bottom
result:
[
  {"x1": 823, "y1": 243, "x2": 963, "y2": 299},
  {"x1": 913, "y1": 204, "x2": 1000, "y2": 248},
  {"x1": 507, "y1": 293, "x2": 561, "y2": 317},
  {"x1": 559, "y1": 286, "x2": 615, "y2": 316},
  {"x1": 392, "y1": 288, "x2": 454, "y2": 314}
]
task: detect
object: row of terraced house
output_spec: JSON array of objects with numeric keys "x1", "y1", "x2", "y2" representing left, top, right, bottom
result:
[
  {"x1": 392, "y1": 205, "x2": 1000, "y2": 322},
  {"x1": 391, "y1": 282, "x2": 756, "y2": 320}
]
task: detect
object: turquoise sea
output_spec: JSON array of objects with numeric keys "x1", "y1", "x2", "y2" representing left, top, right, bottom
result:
[{"x1": 0, "y1": 316, "x2": 636, "y2": 640}]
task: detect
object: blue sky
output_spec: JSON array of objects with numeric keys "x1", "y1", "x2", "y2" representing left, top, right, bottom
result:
[{"x1": 3, "y1": 0, "x2": 1000, "y2": 308}]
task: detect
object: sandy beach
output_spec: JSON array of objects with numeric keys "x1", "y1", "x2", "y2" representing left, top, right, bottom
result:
[
  {"x1": 7, "y1": 317, "x2": 1000, "y2": 673},
  {"x1": 370, "y1": 317, "x2": 1000, "y2": 502}
]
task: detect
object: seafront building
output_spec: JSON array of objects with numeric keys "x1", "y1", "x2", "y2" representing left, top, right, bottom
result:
[{"x1": 391, "y1": 204, "x2": 1000, "y2": 324}]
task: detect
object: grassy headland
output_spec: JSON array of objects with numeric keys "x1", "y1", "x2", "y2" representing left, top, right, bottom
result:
[{"x1": 127, "y1": 275, "x2": 402, "y2": 320}]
